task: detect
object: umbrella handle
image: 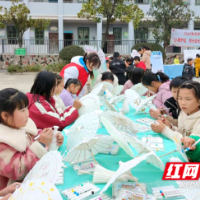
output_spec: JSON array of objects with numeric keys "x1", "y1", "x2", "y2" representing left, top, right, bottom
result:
[
  {"x1": 130, "y1": 175, "x2": 147, "y2": 195},
  {"x1": 78, "y1": 170, "x2": 93, "y2": 175},
  {"x1": 89, "y1": 149, "x2": 98, "y2": 164},
  {"x1": 159, "y1": 150, "x2": 177, "y2": 158}
]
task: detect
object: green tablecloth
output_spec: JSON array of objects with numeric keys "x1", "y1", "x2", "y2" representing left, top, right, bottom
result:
[{"x1": 57, "y1": 104, "x2": 184, "y2": 199}]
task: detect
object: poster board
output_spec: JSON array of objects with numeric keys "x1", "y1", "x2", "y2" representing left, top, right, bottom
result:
[
  {"x1": 150, "y1": 51, "x2": 164, "y2": 73},
  {"x1": 184, "y1": 50, "x2": 200, "y2": 64}
]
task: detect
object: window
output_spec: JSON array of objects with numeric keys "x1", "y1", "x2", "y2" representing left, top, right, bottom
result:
[
  {"x1": 7, "y1": 26, "x2": 18, "y2": 44},
  {"x1": 135, "y1": 0, "x2": 149, "y2": 4},
  {"x1": 35, "y1": 29, "x2": 44, "y2": 45},
  {"x1": 173, "y1": 47, "x2": 181, "y2": 53},
  {"x1": 78, "y1": 27, "x2": 89, "y2": 45},
  {"x1": 135, "y1": 28, "x2": 148, "y2": 42},
  {"x1": 113, "y1": 28, "x2": 122, "y2": 45},
  {"x1": 78, "y1": 0, "x2": 88, "y2": 2},
  {"x1": 196, "y1": 0, "x2": 200, "y2": 5}
]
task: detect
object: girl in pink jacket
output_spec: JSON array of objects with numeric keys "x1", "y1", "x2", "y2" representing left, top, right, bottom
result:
[
  {"x1": 142, "y1": 72, "x2": 172, "y2": 117},
  {"x1": 0, "y1": 88, "x2": 63, "y2": 190}
]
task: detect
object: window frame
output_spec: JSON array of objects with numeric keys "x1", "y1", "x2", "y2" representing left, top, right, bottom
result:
[
  {"x1": 7, "y1": 26, "x2": 18, "y2": 44},
  {"x1": 135, "y1": 0, "x2": 149, "y2": 4},
  {"x1": 196, "y1": 0, "x2": 200, "y2": 5},
  {"x1": 113, "y1": 27, "x2": 122, "y2": 45},
  {"x1": 35, "y1": 29, "x2": 44, "y2": 45},
  {"x1": 78, "y1": 27, "x2": 90, "y2": 45}
]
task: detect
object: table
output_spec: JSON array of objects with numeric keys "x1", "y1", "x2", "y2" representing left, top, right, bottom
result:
[
  {"x1": 57, "y1": 104, "x2": 184, "y2": 199},
  {"x1": 164, "y1": 64, "x2": 184, "y2": 79}
]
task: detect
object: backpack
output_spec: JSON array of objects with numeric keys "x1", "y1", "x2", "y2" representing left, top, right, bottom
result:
[{"x1": 182, "y1": 64, "x2": 193, "y2": 79}]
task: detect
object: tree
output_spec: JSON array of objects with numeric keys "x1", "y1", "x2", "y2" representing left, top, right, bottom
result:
[
  {"x1": 77, "y1": 0, "x2": 144, "y2": 49},
  {"x1": 147, "y1": 0, "x2": 194, "y2": 49},
  {"x1": 0, "y1": 0, "x2": 50, "y2": 64}
]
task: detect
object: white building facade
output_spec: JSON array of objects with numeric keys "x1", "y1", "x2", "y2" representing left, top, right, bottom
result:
[{"x1": 0, "y1": 0, "x2": 200, "y2": 55}]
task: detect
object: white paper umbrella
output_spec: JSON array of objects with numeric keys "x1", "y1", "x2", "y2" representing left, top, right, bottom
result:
[
  {"x1": 134, "y1": 95, "x2": 156, "y2": 115},
  {"x1": 90, "y1": 83, "x2": 104, "y2": 96},
  {"x1": 101, "y1": 117, "x2": 135, "y2": 158},
  {"x1": 109, "y1": 95, "x2": 125, "y2": 106},
  {"x1": 131, "y1": 83, "x2": 148, "y2": 96},
  {"x1": 66, "y1": 112, "x2": 99, "y2": 151},
  {"x1": 100, "y1": 97, "x2": 117, "y2": 112},
  {"x1": 9, "y1": 179, "x2": 62, "y2": 200},
  {"x1": 93, "y1": 82, "x2": 114, "y2": 96},
  {"x1": 125, "y1": 89, "x2": 141, "y2": 109},
  {"x1": 112, "y1": 85, "x2": 124, "y2": 96},
  {"x1": 78, "y1": 94, "x2": 100, "y2": 116},
  {"x1": 121, "y1": 133, "x2": 152, "y2": 156},
  {"x1": 93, "y1": 164, "x2": 138, "y2": 184},
  {"x1": 100, "y1": 152, "x2": 164, "y2": 194},
  {"x1": 63, "y1": 135, "x2": 114, "y2": 163},
  {"x1": 23, "y1": 151, "x2": 62, "y2": 184},
  {"x1": 100, "y1": 111, "x2": 138, "y2": 135}
]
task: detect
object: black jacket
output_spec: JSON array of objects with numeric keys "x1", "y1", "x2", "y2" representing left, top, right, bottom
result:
[
  {"x1": 109, "y1": 58, "x2": 126, "y2": 74},
  {"x1": 164, "y1": 97, "x2": 180, "y2": 119},
  {"x1": 182, "y1": 63, "x2": 194, "y2": 80},
  {"x1": 125, "y1": 64, "x2": 135, "y2": 79}
]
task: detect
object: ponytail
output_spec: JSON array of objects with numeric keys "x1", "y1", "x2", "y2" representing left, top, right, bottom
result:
[
  {"x1": 83, "y1": 53, "x2": 101, "y2": 79},
  {"x1": 142, "y1": 72, "x2": 169, "y2": 86},
  {"x1": 64, "y1": 78, "x2": 82, "y2": 90}
]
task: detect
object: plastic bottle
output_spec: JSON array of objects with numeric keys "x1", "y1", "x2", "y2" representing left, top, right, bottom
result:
[{"x1": 49, "y1": 126, "x2": 59, "y2": 151}]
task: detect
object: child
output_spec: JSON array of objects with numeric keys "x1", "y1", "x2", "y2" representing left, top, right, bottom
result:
[
  {"x1": 27, "y1": 71, "x2": 79, "y2": 130},
  {"x1": 106, "y1": 60, "x2": 110, "y2": 71},
  {"x1": 53, "y1": 74, "x2": 66, "y2": 114},
  {"x1": 0, "y1": 88, "x2": 63, "y2": 190},
  {"x1": 194, "y1": 54, "x2": 200, "y2": 78},
  {"x1": 141, "y1": 45, "x2": 151, "y2": 72},
  {"x1": 125, "y1": 57, "x2": 134, "y2": 79},
  {"x1": 121, "y1": 68, "x2": 145, "y2": 94},
  {"x1": 164, "y1": 76, "x2": 188, "y2": 125},
  {"x1": 151, "y1": 81, "x2": 200, "y2": 162},
  {"x1": 95, "y1": 72, "x2": 119, "y2": 87},
  {"x1": 60, "y1": 53, "x2": 101, "y2": 98},
  {"x1": 60, "y1": 79, "x2": 82, "y2": 107},
  {"x1": 133, "y1": 56, "x2": 146, "y2": 71},
  {"x1": 142, "y1": 72, "x2": 172, "y2": 116},
  {"x1": 182, "y1": 58, "x2": 194, "y2": 80},
  {"x1": 174, "y1": 55, "x2": 180, "y2": 64}
]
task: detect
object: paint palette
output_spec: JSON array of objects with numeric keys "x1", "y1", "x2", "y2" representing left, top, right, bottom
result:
[
  {"x1": 62, "y1": 182, "x2": 100, "y2": 200},
  {"x1": 136, "y1": 118, "x2": 157, "y2": 126},
  {"x1": 141, "y1": 136, "x2": 164, "y2": 151},
  {"x1": 72, "y1": 161, "x2": 97, "y2": 175},
  {"x1": 99, "y1": 144, "x2": 119, "y2": 155}
]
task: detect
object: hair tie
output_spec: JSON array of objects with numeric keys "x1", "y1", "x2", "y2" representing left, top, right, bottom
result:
[{"x1": 157, "y1": 75, "x2": 161, "y2": 82}]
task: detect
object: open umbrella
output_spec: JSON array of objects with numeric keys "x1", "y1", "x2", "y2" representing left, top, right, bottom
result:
[
  {"x1": 78, "y1": 94, "x2": 100, "y2": 116},
  {"x1": 92, "y1": 82, "x2": 114, "y2": 96},
  {"x1": 100, "y1": 152, "x2": 164, "y2": 194},
  {"x1": 101, "y1": 117, "x2": 135, "y2": 158},
  {"x1": 100, "y1": 110, "x2": 138, "y2": 135},
  {"x1": 100, "y1": 97, "x2": 117, "y2": 112},
  {"x1": 66, "y1": 112, "x2": 99, "y2": 151},
  {"x1": 63, "y1": 135, "x2": 114, "y2": 163},
  {"x1": 131, "y1": 83, "x2": 148, "y2": 96},
  {"x1": 9, "y1": 179, "x2": 62, "y2": 200},
  {"x1": 23, "y1": 151, "x2": 62, "y2": 184}
]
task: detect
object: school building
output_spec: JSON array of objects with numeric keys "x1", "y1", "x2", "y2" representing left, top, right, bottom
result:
[{"x1": 0, "y1": 0, "x2": 200, "y2": 55}]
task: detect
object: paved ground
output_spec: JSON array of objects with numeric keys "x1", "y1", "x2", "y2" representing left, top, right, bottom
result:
[{"x1": 1, "y1": 70, "x2": 200, "y2": 94}]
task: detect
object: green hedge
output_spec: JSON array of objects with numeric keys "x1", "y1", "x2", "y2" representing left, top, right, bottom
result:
[
  {"x1": 131, "y1": 43, "x2": 166, "y2": 60},
  {"x1": 59, "y1": 45, "x2": 85, "y2": 64},
  {"x1": 7, "y1": 63, "x2": 65, "y2": 73}
]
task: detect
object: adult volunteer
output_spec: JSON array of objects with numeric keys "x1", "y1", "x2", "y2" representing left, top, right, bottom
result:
[
  {"x1": 60, "y1": 53, "x2": 101, "y2": 98},
  {"x1": 109, "y1": 52, "x2": 127, "y2": 85}
]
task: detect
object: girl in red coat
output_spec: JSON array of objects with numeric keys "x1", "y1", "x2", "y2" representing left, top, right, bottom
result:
[
  {"x1": 27, "y1": 71, "x2": 79, "y2": 130},
  {"x1": 60, "y1": 53, "x2": 101, "y2": 98}
]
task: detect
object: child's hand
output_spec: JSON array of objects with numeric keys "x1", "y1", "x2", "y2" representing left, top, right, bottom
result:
[
  {"x1": 0, "y1": 182, "x2": 21, "y2": 196},
  {"x1": 1, "y1": 194, "x2": 12, "y2": 200},
  {"x1": 39, "y1": 128, "x2": 53, "y2": 147},
  {"x1": 181, "y1": 137, "x2": 196, "y2": 151},
  {"x1": 149, "y1": 108, "x2": 161, "y2": 119},
  {"x1": 73, "y1": 99, "x2": 82, "y2": 110},
  {"x1": 56, "y1": 132, "x2": 64, "y2": 147},
  {"x1": 151, "y1": 120, "x2": 166, "y2": 133},
  {"x1": 158, "y1": 115, "x2": 172, "y2": 129}
]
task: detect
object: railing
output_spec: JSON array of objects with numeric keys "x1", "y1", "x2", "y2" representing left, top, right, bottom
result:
[{"x1": 0, "y1": 39, "x2": 157, "y2": 55}]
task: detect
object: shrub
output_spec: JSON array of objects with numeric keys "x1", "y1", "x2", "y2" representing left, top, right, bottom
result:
[
  {"x1": 131, "y1": 43, "x2": 166, "y2": 60},
  {"x1": 59, "y1": 45, "x2": 85, "y2": 64},
  {"x1": 45, "y1": 62, "x2": 65, "y2": 72},
  {"x1": 7, "y1": 65, "x2": 23, "y2": 73}
]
